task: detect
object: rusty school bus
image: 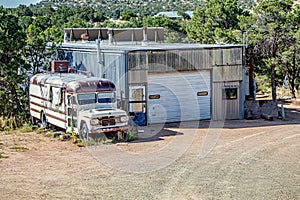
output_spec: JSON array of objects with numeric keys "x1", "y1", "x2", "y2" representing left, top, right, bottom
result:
[{"x1": 29, "y1": 72, "x2": 129, "y2": 140}]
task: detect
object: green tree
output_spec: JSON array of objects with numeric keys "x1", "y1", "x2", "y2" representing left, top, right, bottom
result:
[
  {"x1": 187, "y1": 0, "x2": 246, "y2": 44},
  {"x1": 100, "y1": 20, "x2": 119, "y2": 28},
  {"x1": 177, "y1": 11, "x2": 191, "y2": 20},
  {"x1": 18, "y1": 16, "x2": 33, "y2": 31},
  {"x1": 281, "y1": 5, "x2": 300, "y2": 98},
  {"x1": 143, "y1": 15, "x2": 182, "y2": 33},
  {"x1": 143, "y1": 15, "x2": 188, "y2": 43},
  {"x1": 64, "y1": 17, "x2": 92, "y2": 28},
  {"x1": 120, "y1": 10, "x2": 137, "y2": 21},
  {"x1": 24, "y1": 16, "x2": 59, "y2": 74},
  {"x1": 93, "y1": 10, "x2": 107, "y2": 23},
  {"x1": 14, "y1": 4, "x2": 33, "y2": 17},
  {"x1": 249, "y1": 0, "x2": 295, "y2": 101},
  {"x1": 0, "y1": 7, "x2": 29, "y2": 126},
  {"x1": 30, "y1": 4, "x2": 55, "y2": 17},
  {"x1": 73, "y1": 6, "x2": 96, "y2": 23}
]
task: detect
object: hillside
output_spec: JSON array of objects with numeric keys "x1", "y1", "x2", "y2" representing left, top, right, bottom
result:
[
  {"x1": 37, "y1": 0, "x2": 257, "y2": 18},
  {"x1": 38, "y1": 0, "x2": 202, "y2": 18}
]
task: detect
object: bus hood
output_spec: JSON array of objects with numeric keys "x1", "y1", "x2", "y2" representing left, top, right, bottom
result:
[{"x1": 79, "y1": 108, "x2": 127, "y2": 119}]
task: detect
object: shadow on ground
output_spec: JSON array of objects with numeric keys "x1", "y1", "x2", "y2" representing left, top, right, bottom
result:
[
  {"x1": 132, "y1": 128, "x2": 183, "y2": 143},
  {"x1": 131, "y1": 103, "x2": 300, "y2": 143}
]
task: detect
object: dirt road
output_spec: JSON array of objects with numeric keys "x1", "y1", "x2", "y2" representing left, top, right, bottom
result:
[{"x1": 0, "y1": 106, "x2": 299, "y2": 199}]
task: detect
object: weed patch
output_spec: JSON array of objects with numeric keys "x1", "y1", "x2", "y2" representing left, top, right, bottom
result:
[
  {"x1": 10, "y1": 146, "x2": 29, "y2": 152},
  {"x1": 19, "y1": 124, "x2": 33, "y2": 133},
  {"x1": 127, "y1": 133, "x2": 139, "y2": 142},
  {"x1": 126, "y1": 125, "x2": 139, "y2": 142},
  {"x1": 75, "y1": 140, "x2": 85, "y2": 147},
  {"x1": 35, "y1": 128, "x2": 46, "y2": 134},
  {"x1": 45, "y1": 131, "x2": 54, "y2": 138},
  {"x1": 0, "y1": 152, "x2": 9, "y2": 159}
]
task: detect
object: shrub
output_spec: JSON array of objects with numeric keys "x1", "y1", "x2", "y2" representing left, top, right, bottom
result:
[
  {"x1": 126, "y1": 125, "x2": 139, "y2": 142},
  {"x1": 127, "y1": 133, "x2": 138, "y2": 142}
]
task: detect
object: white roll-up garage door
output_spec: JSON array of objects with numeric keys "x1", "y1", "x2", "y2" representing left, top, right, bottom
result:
[{"x1": 148, "y1": 71, "x2": 211, "y2": 124}]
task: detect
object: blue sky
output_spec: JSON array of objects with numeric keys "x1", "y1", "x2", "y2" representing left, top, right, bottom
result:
[{"x1": 0, "y1": 0, "x2": 41, "y2": 8}]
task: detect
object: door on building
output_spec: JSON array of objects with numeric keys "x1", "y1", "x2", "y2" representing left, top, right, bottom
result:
[
  {"x1": 129, "y1": 85, "x2": 147, "y2": 126},
  {"x1": 148, "y1": 71, "x2": 211, "y2": 124},
  {"x1": 224, "y1": 86, "x2": 240, "y2": 119}
]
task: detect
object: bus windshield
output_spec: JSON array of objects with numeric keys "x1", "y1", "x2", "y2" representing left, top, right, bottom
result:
[
  {"x1": 98, "y1": 92, "x2": 116, "y2": 103},
  {"x1": 77, "y1": 93, "x2": 97, "y2": 105},
  {"x1": 77, "y1": 92, "x2": 116, "y2": 105}
]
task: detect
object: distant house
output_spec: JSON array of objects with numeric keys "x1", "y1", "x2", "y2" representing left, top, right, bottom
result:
[
  {"x1": 154, "y1": 11, "x2": 193, "y2": 19},
  {"x1": 184, "y1": 11, "x2": 194, "y2": 18}
]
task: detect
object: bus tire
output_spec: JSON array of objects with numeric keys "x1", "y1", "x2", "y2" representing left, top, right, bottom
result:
[
  {"x1": 80, "y1": 122, "x2": 89, "y2": 142},
  {"x1": 40, "y1": 113, "x2": 47, "y2": 129}
]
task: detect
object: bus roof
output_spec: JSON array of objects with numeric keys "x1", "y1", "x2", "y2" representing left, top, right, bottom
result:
[{"x1": 30, "y1": 73, "x2": 116, "y2": 93}]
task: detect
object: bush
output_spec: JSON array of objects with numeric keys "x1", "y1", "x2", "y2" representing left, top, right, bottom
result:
[
  {"x1": 126, "y1": 125, "x2": 138, "y2": 142},
  {"x1": 256, "y1": 75, "x2": 271, "y2": 94},
  {"x1": 127, "y1": 133, "x2": 138, "y2": 142},
  {"x1": 0, "y1": 116, "x2": 29, "y2": 131}
]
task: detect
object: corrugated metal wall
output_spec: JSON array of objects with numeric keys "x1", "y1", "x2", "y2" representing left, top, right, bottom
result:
[
  {"x1": 71, "y1": 51, "x2": 99, "y2": 76},
  {"x1": 70, "y1": 52, "x2": 126, "y2": 91},
  {"x1": 61, "y1": 45, "x2": 243, "y2": 121},
  {"x1": 212, "y1": 82, "x2": 226, "y2": 120},
  {"x1": 211, "y1": 47, "x2": 243, "y2": 120},
  {"x1": 213, "y1": 65, "x2": 242, "y2": 82},
  {"x1": 224, "y1": 82, "x2": 240, "y2": 119},
  {"x1": 128, "y1": 51, "x2": 148, "y2": 84},
  {"x1": 128, "y1": 47, "x2": 243, "y2": 121},
  {"x1": 128, "y1": 47, "x2": 241, "y2": 72},
  {"x1": 102, "y1": 53, "x2": 127, "y2": 95},
  {"x1": 62, "y1": 51, "x2": 127, "y2": 107}
]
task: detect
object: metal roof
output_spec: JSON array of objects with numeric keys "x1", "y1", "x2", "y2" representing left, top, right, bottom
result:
[
  {"x1": 61, "y1": 27, "x2": 242, "y2": 53},
  {"x1": 61, "y1": 41, "x2": 242, "y2": 53}
]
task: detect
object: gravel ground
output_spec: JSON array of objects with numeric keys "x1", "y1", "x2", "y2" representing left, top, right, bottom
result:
[{"x1": 0, "y1": 104, "x2": 299, "y2": 199}]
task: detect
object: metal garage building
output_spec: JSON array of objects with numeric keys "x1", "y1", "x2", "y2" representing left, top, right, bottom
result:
[{"x1": 59, "y1": 28, "x2": 246, "y2": 125}]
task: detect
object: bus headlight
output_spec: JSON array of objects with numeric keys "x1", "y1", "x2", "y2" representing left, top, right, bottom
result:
[
  {"x1": 120, "y1": 115, "x2": 129, "y2": 123},
  {"x1": 90, "y1": 118, "x2": 99, "y2": 125}
]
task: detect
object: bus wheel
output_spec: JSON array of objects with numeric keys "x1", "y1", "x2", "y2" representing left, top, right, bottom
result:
[
  {"x1": 40, "y1": 113, "x2": 47, "y2": 129},
  {"x1": 80, "y1": 122, "x2": 89, "y2": 142}
]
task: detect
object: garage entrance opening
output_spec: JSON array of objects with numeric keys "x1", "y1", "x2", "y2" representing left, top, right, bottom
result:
[{"x1": 129, "y1": 85, "x2": 147, "y2": 126}]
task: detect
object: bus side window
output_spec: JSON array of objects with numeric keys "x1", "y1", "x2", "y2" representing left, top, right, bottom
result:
[
  {"x1": 48, "y1": 85, "x2": 52, "y2": 101},
  {"x1": 67, "y1": 95, "x2": 71, "y2": 106},
  {"x1": 52, "y1": 87, "x2": 62, "y2": 105},
  {"x1": 72, "y1": 96, "x2": 77, "y2": 105},
  {"x1": 67, "y1": 95, "x2": 77, "y2": 105}
]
